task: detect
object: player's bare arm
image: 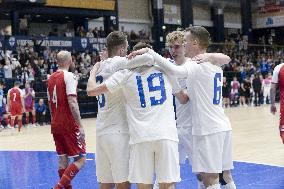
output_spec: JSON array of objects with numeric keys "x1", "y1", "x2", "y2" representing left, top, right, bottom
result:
[
  {"x1": 175, "y1": 90, "x2": 189, "y2": 104},
  {"x1": 270, "y1": 83, "x2": 277, "y2": 114},
  {"x1": 67, "y1": 95, "x2": 85, "y2": 139},
  {"x1": 193, "y1": 53, "x2": 231, "y2": 66},
  {"x1": 87, "y1": 84, "x2": 109, "y2": 97},
  {"x1": 87, "y1": 62, "x2": 101, "y2": 93}
]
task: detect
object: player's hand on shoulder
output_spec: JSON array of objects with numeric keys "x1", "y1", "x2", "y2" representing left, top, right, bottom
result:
[
  {"x1": 128, "y1": 48, "x2": 150, "y2": 59},
  {"x1": 192, "y1": 53, "x2": 209, "y2": 64}
]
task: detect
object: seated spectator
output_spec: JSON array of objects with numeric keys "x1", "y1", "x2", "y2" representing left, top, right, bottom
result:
[
  {"x1": 35, "y1": 98, "x2": 46, "y2": 126},
  {"x1": 86, "y1": 29, "x2": 94, "y2": 38}
]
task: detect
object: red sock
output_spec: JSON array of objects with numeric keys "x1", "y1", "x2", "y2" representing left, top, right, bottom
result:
[
  {"x1": 32, "y1": 115, "x2": 36, "y2": 124},
  {"x1": 58, "y1": 168, "x2": 65, "y2": 178},
  {"x1": 58, "y1": 169, "x2": 73, "y2": 188},
  {"x1": 56, "y1": 164, "x2": 78, "y2": 188}
]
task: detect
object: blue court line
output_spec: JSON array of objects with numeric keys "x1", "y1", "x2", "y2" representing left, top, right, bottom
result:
[{"x1": 0, "y1": 151, "x2": 284, "y2": 189}]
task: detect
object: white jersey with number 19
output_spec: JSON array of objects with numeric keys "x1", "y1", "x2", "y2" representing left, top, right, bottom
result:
[{"x1": 105, "y1": 66, "x2": 178, "y2": 145}]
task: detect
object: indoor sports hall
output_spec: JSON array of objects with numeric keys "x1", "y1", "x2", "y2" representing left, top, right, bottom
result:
[{"x1": 0, "y1": 0, "x2": 284, "y2": 189}]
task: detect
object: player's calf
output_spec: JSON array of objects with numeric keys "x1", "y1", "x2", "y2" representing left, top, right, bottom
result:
[
  {"x1": 159, "y1": 182, "x2": 176, "y2": 189},
  {"x1": 116, "y1": 181, "x2": 130, "y2": 189},
  {"x1": 99, "y1": 183, "x2": 115, "y2": 189}
]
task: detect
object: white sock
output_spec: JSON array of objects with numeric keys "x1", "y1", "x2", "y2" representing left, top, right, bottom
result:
[
  {"x1": 206, "y1": 184, "x2": 221, "y2": 189},
  {"x1": 223, "y1": 182, "x2": 236, "y2": 189},
  {"x1": 198, "y1": 180, "x2": 206, "y2": 189},
  {"x1": 153, "y1": 179, "x2": 159, "y2": 189}
]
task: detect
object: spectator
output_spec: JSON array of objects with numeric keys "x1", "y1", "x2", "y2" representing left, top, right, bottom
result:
[
  {"x1": 252, "y1": 74, "x2": 262, "y2": 106},
  {"x1": 35, "y1": 98, "x2": 46, "y2": 126},
  {"x1": 86, "y1": 29, "x2": 94, "y2": 38}
]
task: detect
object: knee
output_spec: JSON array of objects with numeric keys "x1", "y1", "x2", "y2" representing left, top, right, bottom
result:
[
  {"x1": 58, "y1": 156, "x2": 68, "y2": 169},
  {"x1": 116, "y1": 182, "x2": 130, "y2": 189},
  {"x1": 159, "y1": 182, "x2": 176, "y2": 189},
  {"x1": 202, "y1": 173, "x2": 219, "y2": 187},
  {"x1": 74, "y1": 156, "x2": 86, "y2": 169}
]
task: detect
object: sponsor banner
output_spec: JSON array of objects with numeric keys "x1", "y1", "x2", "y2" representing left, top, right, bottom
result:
[{"x1": 0, "y1": 36, "x2": 106, "y2": 52}]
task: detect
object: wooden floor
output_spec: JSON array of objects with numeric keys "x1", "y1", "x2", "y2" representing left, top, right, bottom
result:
[{"x1": 0, "y1": 104, "x2": 283, "y2": 167}]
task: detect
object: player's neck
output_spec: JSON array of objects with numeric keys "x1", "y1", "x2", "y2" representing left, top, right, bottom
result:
[
  {"x1": 174, "y1": 56, "x2": 186, "y2": 65},
  {"x1": 58, "y1": 66, "x2": 69, "y2": 71}
]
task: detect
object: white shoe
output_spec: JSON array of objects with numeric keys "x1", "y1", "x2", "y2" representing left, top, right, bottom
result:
[
  {"x1": 32, "y1": 124, "x2": 37, "y2": 128},
  {"x1": 14, "y1": 124, "x2": 18, "y2": 128}
]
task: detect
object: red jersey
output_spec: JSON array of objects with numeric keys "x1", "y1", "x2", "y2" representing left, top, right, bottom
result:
[
  {"x1": 272, "y1": 63, "x2": 284, "y2": 143},
  {"x1": 8, "y1": 87, "x2": 23, "y2": 110},
  {"x1": 47, "y1": 70, "x2": 79, "y2": 134}
]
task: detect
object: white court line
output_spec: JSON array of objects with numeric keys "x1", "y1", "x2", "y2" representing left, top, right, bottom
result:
[{"x1": 234, "y1": 160, "x2": 284, "y2": 168}]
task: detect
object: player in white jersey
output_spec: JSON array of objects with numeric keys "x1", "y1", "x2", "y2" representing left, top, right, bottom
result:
[
  {"x1": 88, "y1": 43, "x2": 184, "y2": 189},
  {"x1": 87, "y1": 32, "x2": 153, "y2": 189},
  {"x1": 129, "y1": 27, "x2": 236, "y2": 189}
]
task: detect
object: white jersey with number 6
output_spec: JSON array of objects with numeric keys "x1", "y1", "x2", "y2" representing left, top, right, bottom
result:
[
  {"x1": 105, "y1": 66, "x2": 178, "y2": 145},
  {"x1": 185, "y1": 61, "x2": 232, "y2": 136}
]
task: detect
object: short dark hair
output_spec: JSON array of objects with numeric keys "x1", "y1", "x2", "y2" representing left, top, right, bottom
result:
[
  {"x1": 185, "y1": 26, "x2": 210, "y2": 49},
  {"x1": 14, "y1": 81, "x2": 21, "y2": 86},
  {"x1": 106, "y1": 31, "x2": 127, "y2": 55},
  {"x1": 133, "y1": 42, "x2": 153, "y2": 51}
]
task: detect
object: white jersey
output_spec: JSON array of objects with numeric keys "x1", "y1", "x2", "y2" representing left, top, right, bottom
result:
[
  {"x1": 185, "y1": 61, "x2": 232, "y2": 136},
  {"x1": 95, "y1": 56, "x2": 128, "y2": 136},
  {"x1": 173, "y1": 61, "x2": 192, "y2": 128},
  {"x1": 105, "y1": 66, "x2": 178, "y2": 145},
  {"x1": 272, "y1": 63, "x2": 284, "y2": 83}
]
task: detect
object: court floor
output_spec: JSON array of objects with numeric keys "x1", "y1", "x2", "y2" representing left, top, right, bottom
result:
[{"x1": 0, "y1": 104, "x2": 284, "y2": 188}]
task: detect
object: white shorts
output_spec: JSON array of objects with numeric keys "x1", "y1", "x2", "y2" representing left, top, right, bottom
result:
[
  {"x1": 128, "y1": 140, "x2": 181, "y2": 184},
  {"x1": 177, "y1": 126, "x2": 192, "y2": 164},
  {"x1": 192, "y1": 131, "x2": 233, "y2": 173},
  {"x1": 96, "y1": 133, "x2": 130, "y2": 183}
]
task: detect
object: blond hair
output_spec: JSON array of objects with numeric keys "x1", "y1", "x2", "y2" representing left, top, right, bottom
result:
[
  {"x1": 166, "y1": 31, "x2": 185, "y2": 45},
  {"x1": 57, "y1": 50, "x2": 72, "y2": 65}
]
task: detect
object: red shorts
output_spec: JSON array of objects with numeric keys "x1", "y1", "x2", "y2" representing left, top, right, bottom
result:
[
  {"x1": 53, "y1": 132, "x2": 86, "y2": 158},
  {"x1": 10, "y1": 106, "x2": 23, "y2": 116}
]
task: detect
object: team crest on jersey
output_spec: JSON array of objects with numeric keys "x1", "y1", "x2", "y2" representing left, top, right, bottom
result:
[
  {"x1": 81, "y1": 38, "x2": 88, "y2": 49},
  {"x1": 9, "y1": 37, "x2": 16, "y2": 47}
]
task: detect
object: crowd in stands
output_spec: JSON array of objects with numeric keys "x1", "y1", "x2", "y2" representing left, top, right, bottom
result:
[{"x1": 0, "y1": 28, "x2": 283, "y2": 122}]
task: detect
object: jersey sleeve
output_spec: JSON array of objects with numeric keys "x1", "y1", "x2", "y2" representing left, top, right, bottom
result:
[
  {"x1": 272, "y1": 64, "x2": 283, "y2": 84},
  {"x1": 184, "y1": 61, "x2": 199, "y2": 80},
  {"x1": 64, "y1": 71, "x2": 78, "y2": 96},
  {"x1": 105, "y1": 57, "x2": 128, "y2": 74},
  {"x1": 105, "y1": 69, "x2": 131, "y2": 93}
]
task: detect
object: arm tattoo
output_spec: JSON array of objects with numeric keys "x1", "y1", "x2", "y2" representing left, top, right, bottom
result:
[{"x1": 68, "y1": 96, "x2": 81, "y2": 125}]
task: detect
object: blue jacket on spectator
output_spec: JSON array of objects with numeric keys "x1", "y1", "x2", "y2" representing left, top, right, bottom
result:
[{"x1": 35, "y1": 103, "x2": 46, "y2": 113}]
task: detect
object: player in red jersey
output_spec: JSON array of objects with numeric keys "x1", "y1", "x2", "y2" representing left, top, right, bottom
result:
[
  {"x1": 271, "y1": 63, "x2": 284, "y2": 143},
  {"x1": 48, "y1": 50, "x2": 86, "y2": 189},
  {"x1": 7, "y1": 81, "x2": 25, "y2": 132}
]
